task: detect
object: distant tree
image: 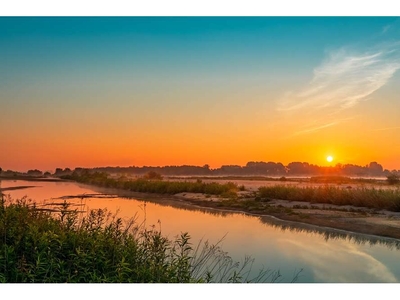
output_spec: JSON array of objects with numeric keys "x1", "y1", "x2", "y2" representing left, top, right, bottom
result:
[
  {"x1": 368, "y1": 162, "x2": 384, "y2": 176},
  {"x1": 0, "y1": 167, "x2": 2, "y2": 173},
  {"x1": 54, "y1": 168, "x2": 72, "y2": 177},
  {"x1": 54, "y1": 168, "x2": 63, "y2": 176},
  {"x1": 27, "y1": 169, "x2": 43, "y2": 177},
  {"x1": 219, "y1": 165, "x2": 242, "y2": 175},
  {"x1": 387, "y1": 173, "x2": 400, "y2": 185},
  {"x1": 143, "y1": 171, "x2": 163, "y2": 180},
  {"x1": 287, "y1": 162, "x2": 313, "y2": 175}
]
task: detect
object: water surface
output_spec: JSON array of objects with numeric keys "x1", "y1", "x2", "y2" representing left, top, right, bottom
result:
[{"x1": 1, "y1": 179, "x2": 400, "y2": 283}]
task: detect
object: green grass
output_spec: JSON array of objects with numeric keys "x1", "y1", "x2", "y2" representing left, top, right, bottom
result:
[
  {"x1": 258, "y1": 185, "x2": 400, "y2": 211},
  {"x1": 61, "y1": 171, "x2": 239, "y2": 197},
  {"x1": 0, "y1": 196, "x2": 286, "y2": 283}
]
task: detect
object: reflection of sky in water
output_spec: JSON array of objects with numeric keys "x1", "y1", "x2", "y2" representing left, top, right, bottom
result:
[
  {"x1": 277, "y1": 237, "x2": 397, "y2": 282},
  {"x1": 2, "y1": 180, "x2": 400, "y2": 283}
]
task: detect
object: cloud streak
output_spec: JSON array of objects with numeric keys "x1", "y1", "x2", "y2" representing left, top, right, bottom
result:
[
  {"x1": 278, "y1": 42, "x2": 400, "y2": 113},
  {"x1": 382, "y1": 25, "x2": 392, "y2": 34},
  {"x1": 290, "y1": 117, "x2": 355, "y2": 137},
  {"x1": 292, "y1": 121, "x2": 337, "y2": 136},
  {"x1": 279, "y1": 238, "x2": 398, "y2": 283},
  {"x1": 374, "y1": 126, "x2": 400, "y2": 131}
]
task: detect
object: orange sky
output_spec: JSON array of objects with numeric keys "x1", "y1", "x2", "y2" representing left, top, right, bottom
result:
[{"x1": 1, "y1": 17, "x2": 399, "y2": 172}]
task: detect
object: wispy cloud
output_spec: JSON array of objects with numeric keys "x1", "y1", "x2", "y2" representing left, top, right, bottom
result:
[
  {"x1": 382, "y1": 24, "x2": 392, "y2": 34},
  {"x1": 292, "y1": 122, "x2": 337, "y2": 136},
  {"x1": 374, "y1": 126, "x2": 400, "y2": 131},
  {"x1": 278, "y1": 42, "x2": 400, "y2": 113},
  {"x1": 290, "y1": 117, "x2": 355, "y2": 137},
  {"x1": 381, "y1": 18, "x2": 400, "y2": 35},
  {"x1": 279, "y1": 238, "x2": 398, "y2": 283}
]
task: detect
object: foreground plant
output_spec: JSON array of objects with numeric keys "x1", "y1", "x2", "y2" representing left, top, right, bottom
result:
[{"x1": 0, "y1": 196, "x2": 294, "y2": 283}]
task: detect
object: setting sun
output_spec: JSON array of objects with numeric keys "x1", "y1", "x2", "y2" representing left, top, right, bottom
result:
[{"x1": 327, "y1": 156, "x2": 334, "y2": 163}]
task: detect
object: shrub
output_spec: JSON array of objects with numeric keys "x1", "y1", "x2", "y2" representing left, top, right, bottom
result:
[
  {"x1": 387, "y1": 173, "x2": 400, "y2": 185},
  {"x1": 143, "y1": 171, "x2": 163, "y2": 180},
  {"x1": 0, "y1": 196, "x2": 286, "y2": 283}
]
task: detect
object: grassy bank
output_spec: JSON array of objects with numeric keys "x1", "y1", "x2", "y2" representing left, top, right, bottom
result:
[
  {"x1": 61, "y1": 172, "x2": 400, "y2": 211},
  {"x1": 0, "y1": 196, "x2": 284, "y2": 283},
  {"x1": 258, "y1": 185, "x2": 400, "y2": 212},
  {"x1": 61, "y1": 171, "x2": 239, "y2": 198}
]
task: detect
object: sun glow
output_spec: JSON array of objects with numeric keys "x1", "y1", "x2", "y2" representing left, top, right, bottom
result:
[{"x1": 327, "y1": 156, "x2": 334, "y2": 163}]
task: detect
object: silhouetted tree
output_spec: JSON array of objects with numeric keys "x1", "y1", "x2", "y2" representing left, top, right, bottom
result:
[
  {"x1": 54, "y1": 168, "x2": 63, "y2": 175},
  {"x1": 67, "y1": 161, "x2": 393, "y2": 178},
  {"x1": 54, "y1": 168, "x2": 73, "y2": 177},
  {"x1": 27, "y1": 169, "x2": 43, "y2": 176},
  {"x1": 368, "y1": 162, "x2": 384, "y2": 176}
]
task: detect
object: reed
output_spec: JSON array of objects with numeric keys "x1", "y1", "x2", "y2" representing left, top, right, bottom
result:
[
  {"x1": 0, "y1": 196, "x2": 290, "y2": 283},
  {"x1": 258, "y1": 185, "x2": 400, "y2": 211},
  {"x1": 61, "y1": 171, "x2": 238, "y2": 197}
]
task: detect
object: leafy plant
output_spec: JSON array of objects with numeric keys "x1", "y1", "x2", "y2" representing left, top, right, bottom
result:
[{"x1": 0, "y1": 196, "x2": 294, "y2": 283}]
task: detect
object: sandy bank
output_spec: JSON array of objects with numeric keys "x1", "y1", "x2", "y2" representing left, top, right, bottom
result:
[{"x1": 86, "y1": 184, "x2": 400, "y2": 240}]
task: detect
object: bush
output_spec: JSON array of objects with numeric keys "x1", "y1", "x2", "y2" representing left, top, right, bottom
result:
[
  {"x1": 0, "y1": 196, "x2": 285, "y2": 283},
  {"x1": 143, "y1": 171, "x2": 163, "y2": 180},
  {"x1": 387, "y1": 173, "x2": 400, "y2": 185}
]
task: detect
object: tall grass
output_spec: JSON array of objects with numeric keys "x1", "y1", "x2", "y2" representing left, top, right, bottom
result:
[
  {"x1": 0, "y1": 195, "x2": 287, "y2": 283},
  {"x1": 61, "y1": 172, "x2": 238, "y2": 197},
  {"x1": 258, "y1": 185, "x2": 400, "y2": 211}
]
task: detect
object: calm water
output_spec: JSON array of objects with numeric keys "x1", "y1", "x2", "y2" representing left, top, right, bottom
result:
[{"x1": 2, "y1": 179, "x2": 400, "y2": 283}]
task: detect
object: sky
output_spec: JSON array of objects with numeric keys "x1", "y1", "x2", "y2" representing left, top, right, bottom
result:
[{"x1": 1, "y1": 17, "x2": 400, "y2": 172}]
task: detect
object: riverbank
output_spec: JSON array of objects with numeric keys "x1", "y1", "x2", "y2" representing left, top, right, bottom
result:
[
  {"x1": 180, "y1": 194, "x2": 400, "y2": 240},
  {"x1": 170, "y1": 193, "x2": 400, "y2": 240},
  {"x1": 83, "y1": 183, "x2": 400, "y2": 240},
  {"x1": 0, "y1": 175, "x2": 67, "y2": 182},
  {"x1": 3, "y1": 177, "x2": 400, "y2": 283},
  {"x1": 2, "y1": 178, "x2": 400, "y2": 240}
]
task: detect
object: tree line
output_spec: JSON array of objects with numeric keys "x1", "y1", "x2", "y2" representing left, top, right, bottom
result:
[{"x1": 1, "y1": 161, "x2": 399, "y2": 178}]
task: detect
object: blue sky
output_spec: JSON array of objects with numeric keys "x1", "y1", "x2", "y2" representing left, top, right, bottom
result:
[{"x1": 1, "y1": 17, "x2": 399, "y2": 171}]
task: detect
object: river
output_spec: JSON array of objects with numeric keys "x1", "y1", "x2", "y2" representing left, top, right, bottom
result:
[{"x1": 1, "y1": 179, "x2": 400, "y2": 283}]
